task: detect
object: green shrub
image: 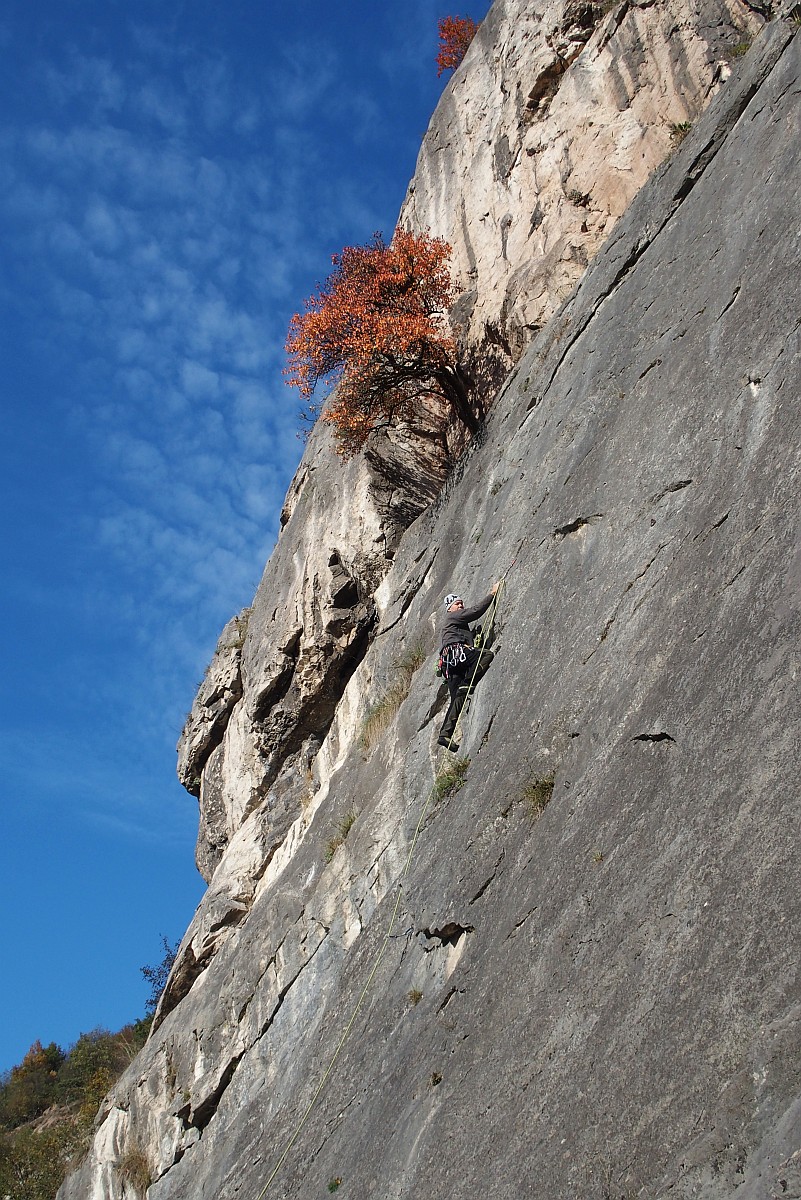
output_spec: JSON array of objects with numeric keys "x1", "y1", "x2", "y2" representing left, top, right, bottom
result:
[
  {"x1": 55, "y1": 1029, "x2": 125, "y2": 1105},
  {"x1": 0, "y1": 1019, "x2": 156, "y2": 1197},
  {"x1": 0, "y1": 1121, "x2": 85, "y2": 1200},
  {"x1": 0, "y1": 1042, "x2": 65, "y2": 1128}
]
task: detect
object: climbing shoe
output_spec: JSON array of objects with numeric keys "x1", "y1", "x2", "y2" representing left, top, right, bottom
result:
[{"x1": 438, "y1": 735, "x2": 459, "y2": 751}]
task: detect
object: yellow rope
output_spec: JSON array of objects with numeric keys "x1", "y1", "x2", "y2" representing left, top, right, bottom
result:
[{"x1": 255, "y1": 580, "x2": 506, "y2": 1198}]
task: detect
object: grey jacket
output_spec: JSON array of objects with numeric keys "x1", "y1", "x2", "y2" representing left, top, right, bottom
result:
[{"x1": 440, "y1": 594, "x2": 495, "y2": 652}]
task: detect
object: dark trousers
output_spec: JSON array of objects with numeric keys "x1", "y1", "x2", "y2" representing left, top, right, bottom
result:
[{"x1": 439, "y1": 646, "x2": 494, "y2": 742}]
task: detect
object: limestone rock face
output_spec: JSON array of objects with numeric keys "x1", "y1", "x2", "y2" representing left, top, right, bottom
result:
[
  {"x1": 58, "y1": 12, "x2": 801, "y2": 1200},
  {"x1": 178, "y1": 415, "x2": 449, "y2": 881},
  {"x1": 400, "y1": 0, "x2": 765, "y2": 383}
]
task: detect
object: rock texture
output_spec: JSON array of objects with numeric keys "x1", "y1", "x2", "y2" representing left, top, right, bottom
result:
[
  {"x1": 400, "y1": 0, "x2": 766, "y2": 385},
  {"x1": 58, "y1": 9, "x2": 801, "y2": 1200},
  {"x1": 177, "y1": 414, "x2": 449, "y2": 880}
]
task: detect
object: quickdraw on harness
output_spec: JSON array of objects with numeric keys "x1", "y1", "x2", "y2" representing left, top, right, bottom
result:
[
  {"x1": 436, "y1": 624, "x2": 487, "y2": 680},
  {"x1": 437, "y1": 642, "x2": 468, "y2": 681}
]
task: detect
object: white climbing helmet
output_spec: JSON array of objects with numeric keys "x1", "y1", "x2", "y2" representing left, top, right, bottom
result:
[{"x1": 443, "y1": 594, "x2": 462, "y2": 609}]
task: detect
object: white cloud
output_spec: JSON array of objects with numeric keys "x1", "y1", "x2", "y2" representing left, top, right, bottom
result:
[
  {"x1": 135, "y1": 79, "x2": 188, "y2": 134},
  {"x1": 43, "y1": 51, "x2": 126, "y2": 115},
  {"x1": 1, "y1": 8, "x2": 438, "y2": 848},
  {"x1": 180, "y1": 360, "x2": 220, "y2": 399},
  {"x1": 83, "y1": 197, "x2": 124, "y2": 252}
]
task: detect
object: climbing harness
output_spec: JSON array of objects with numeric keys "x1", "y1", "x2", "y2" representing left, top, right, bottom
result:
[
  {"x1": 438, "y1": 582, "x2": 505, "y2": 751},
  {"x1": 436, "y1": 537, "x2": 524, "y2": 752},
  {"x1": 255, "y1": 549, "x2": 523, "y2": 1197},
  {"x1": 438, "y1": 641, "x2": 468, "y2": 680}
]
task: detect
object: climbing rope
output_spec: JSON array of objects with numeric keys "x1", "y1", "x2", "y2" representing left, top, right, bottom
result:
[{"x1": 255, "y1": 563, "x2": 517, "y2": 1198}]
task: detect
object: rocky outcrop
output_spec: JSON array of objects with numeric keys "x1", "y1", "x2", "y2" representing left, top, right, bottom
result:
[
  {"x1": 58, "y1": 14, "x2": 801, "y2": 1200},
  {"x1": 177, "y1": 412, "x2": 450, "y2": 881},
  {"x1": 400, "y1": 0, "x2": 766, "y2": 388},
  {"x1": 178, "y1": 0, "x2": 767, "y2": 888}
]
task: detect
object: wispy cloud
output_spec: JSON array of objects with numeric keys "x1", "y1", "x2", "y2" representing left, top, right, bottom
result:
[
  {"x1": 1, "y1": 0, "x2": 474, "y2": 840},
  {"x1": 0, "y1": 30, "x2": 337, "y2": 813}
]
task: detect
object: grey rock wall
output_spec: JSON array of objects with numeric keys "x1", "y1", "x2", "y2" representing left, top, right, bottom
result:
[
  {"x1": 58, "y1": 16, "x2": 801, "y2": 1200},
  {"x1": 177, "y1": 0, "x2": 770, "y2": 890},
  {"x1": 177, "y1": 409, "x2": 450, "y2": 881},
  {"x1": 400, "y1": 0, "x2": 766, "y2": 386}
]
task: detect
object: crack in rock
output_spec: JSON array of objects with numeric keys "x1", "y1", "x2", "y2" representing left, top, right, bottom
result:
[
  {"x1": 553, "y1": 513, "x2": 604, "y2": 537},
  {"x1": 651, "y1": 479, "x2": 694, "y2": 504},
  {"x1": 180, "y1": 922, "x2": 332, "y2": 1141},
  {"x1": 422, "y1": 922, "x2": 475, "y2": 947},
  {"x1": 529, "y1": 24, "x2": 794, "y2": 404}
]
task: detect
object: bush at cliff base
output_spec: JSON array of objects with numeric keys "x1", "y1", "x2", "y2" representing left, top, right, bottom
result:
[{"x1": 0, "y1": 1021, "x2": 151, "y2": 1200}]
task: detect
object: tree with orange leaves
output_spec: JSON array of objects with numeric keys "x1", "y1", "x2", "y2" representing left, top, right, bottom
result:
[
  {"x1": 284, "y1": 229, "x2": 478, "y2": 457},
  {"x1": 436, "y1": 16, "x2": 479, "y2": 76}
]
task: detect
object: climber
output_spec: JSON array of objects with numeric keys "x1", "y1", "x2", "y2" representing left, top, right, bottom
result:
[{"x1": 437, "y1": 582, "x2": 500, "y2": 750}]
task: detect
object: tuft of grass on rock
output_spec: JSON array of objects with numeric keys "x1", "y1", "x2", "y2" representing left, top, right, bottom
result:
[
  {"x1": 359, "y1": 642, "x2": 427, "y2": 753},
  {"x1": 432, "y1": 757, "x2": 470, "y2": 803},
  {"x1": 324, "y1": 810, "x2": 357, "y2": 863},
  {"x1": 408, "y1": 988, "x2": 423, "y2": 1007},
  {"x1": 118, "y1": 1143, "x2": 151, "y2": 1196},
  {"x1": 669, "y1": 121, "x2": 692, "y2": 145},
  {"x1": 522, "y1": 771, "x2": 555, "y2": 820},
  {"x1": 566, "y1": 187, "x2": 591, "y2": 207}
]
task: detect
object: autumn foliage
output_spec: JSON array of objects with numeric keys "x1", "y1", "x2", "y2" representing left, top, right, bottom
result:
[
  {"x1": 436, "y1": 16, "x2": 479, "y2": 76},
  {"x1": 284, "y1": 229, "x2": 477, "y2": 456},
  {"x1": 0, "y1": 1025, "x2": 152, "y2": 1200}
]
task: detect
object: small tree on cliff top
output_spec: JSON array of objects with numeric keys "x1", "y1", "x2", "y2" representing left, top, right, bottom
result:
[
  {"x1": 436, "y1": 16, "x2": 479, "y2": 76},
  {"x1": 285, "y1": 229, "x2": 478, "y2": 457}
]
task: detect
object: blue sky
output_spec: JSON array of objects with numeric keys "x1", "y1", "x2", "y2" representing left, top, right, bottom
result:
[{"x1": 0, "y1": 0, "x2": 490, "y2": 1074}]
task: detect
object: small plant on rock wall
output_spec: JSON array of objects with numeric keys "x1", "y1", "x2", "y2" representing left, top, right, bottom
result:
[
  {"x1": 432, "y1": 756, "x2": 470, "y2": 803},
  {"x1": 324, "y1": 810, "x2": 357, "y2": 863},
  {"x1": 141, "y1": 935, "x2": 179, "y2": 1016},
  {"x1": 566, "y1": 188, "x2": 591, "y2": 207},
  {"x1": 522, "y1": 771, "x2": 555, "y2": 820},
  {"x1": 223, "y1": 607, "x2": 252, "y2": 650},
  {"x1": 436, "y1": 16, "x2": 479, "y2": 75},
  {"x1": 359, "y1": 642, "x2": 427, "y2": 753},
  {"x1": 669, "y1": 121, "x2": 692, "y2": 145},
  {"x1": 118, "y1": 1141, "x2": 151, "y2": 1196}
]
